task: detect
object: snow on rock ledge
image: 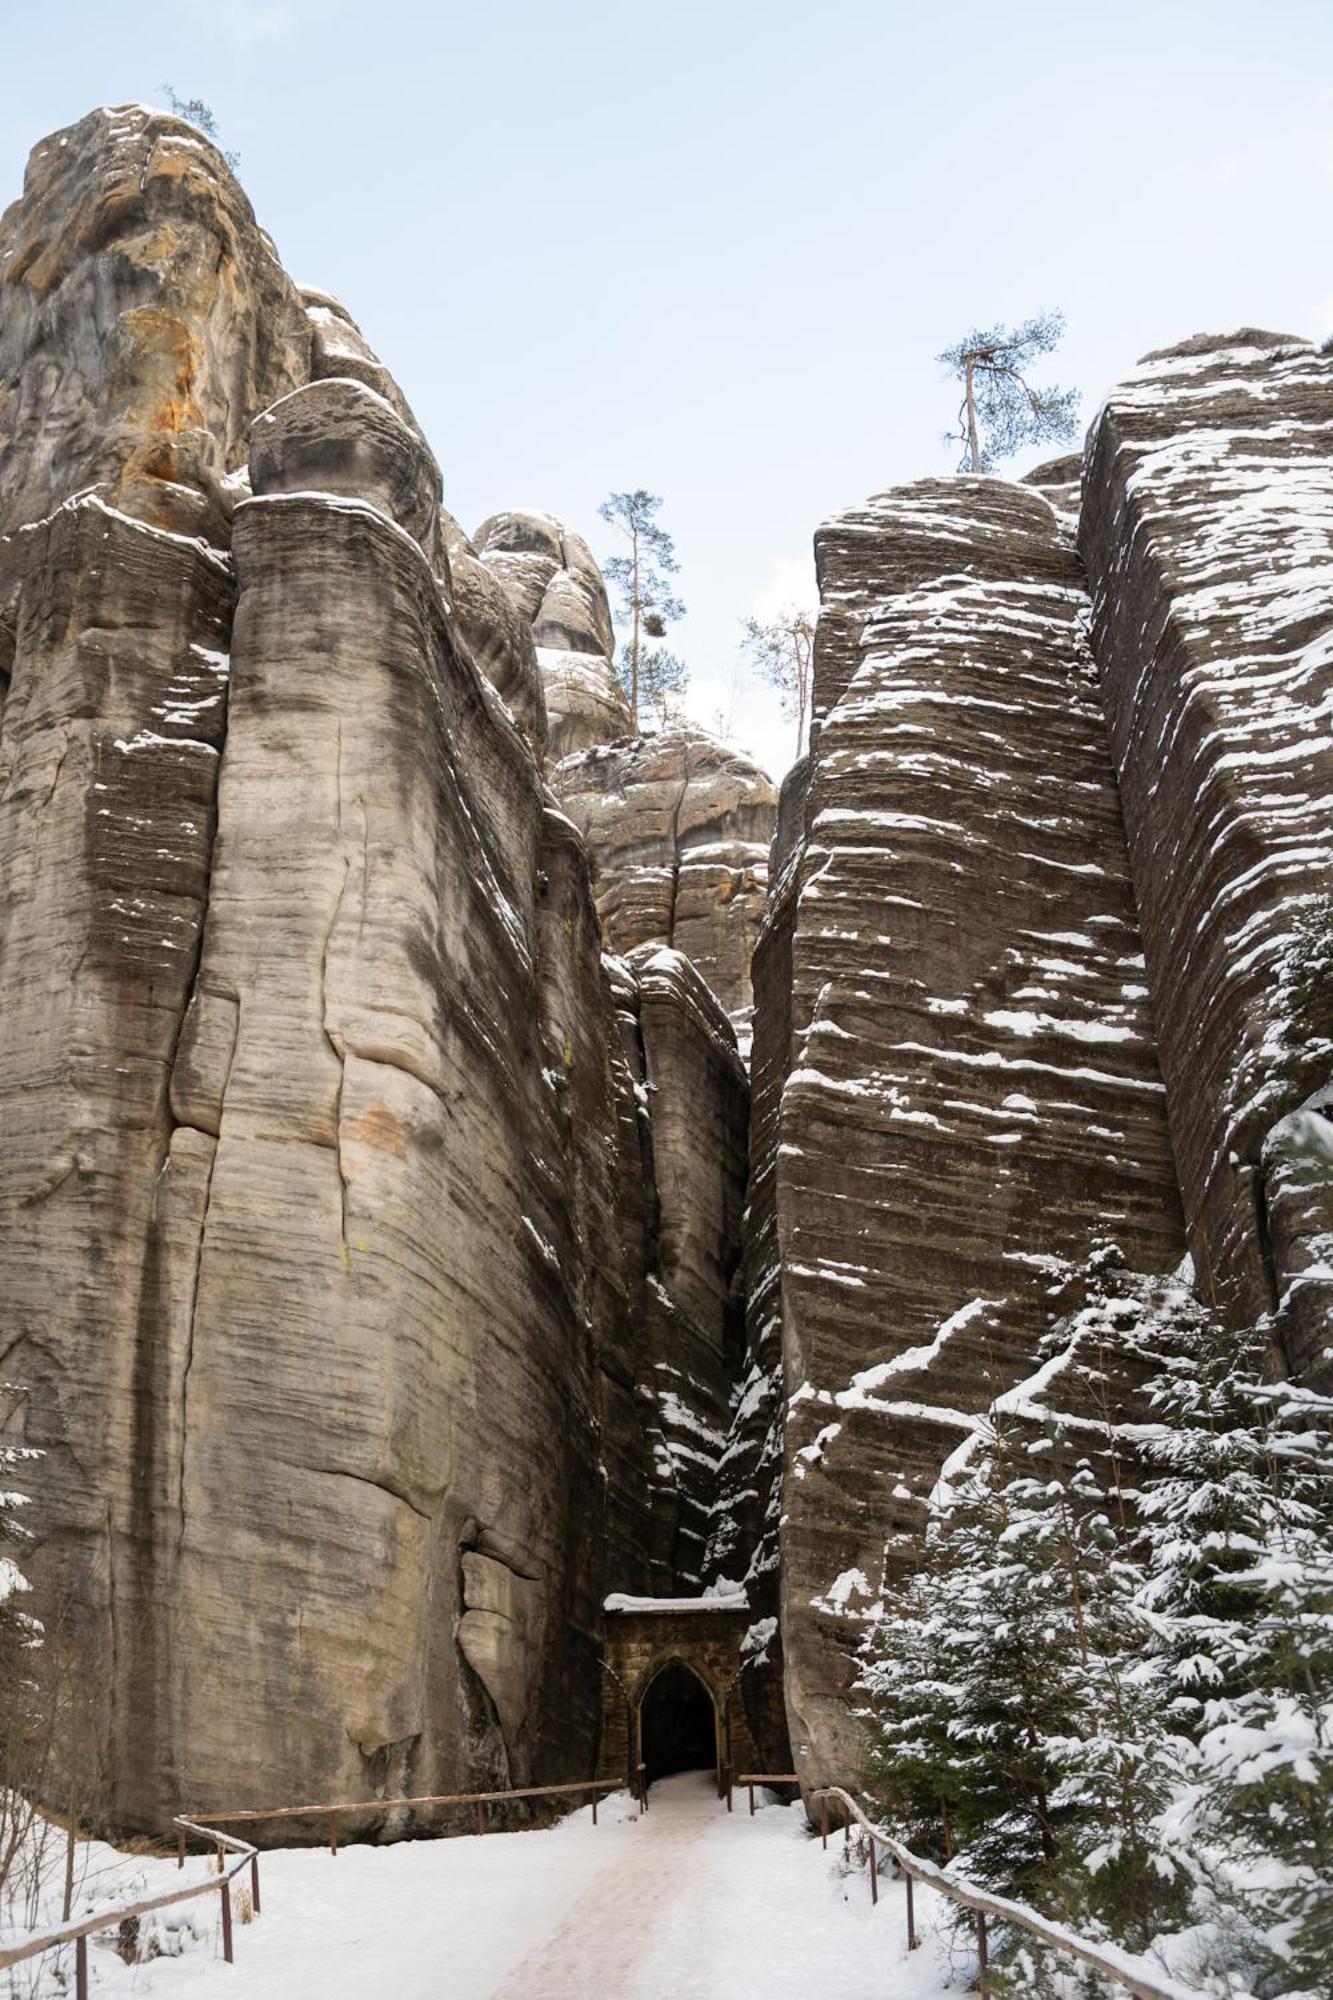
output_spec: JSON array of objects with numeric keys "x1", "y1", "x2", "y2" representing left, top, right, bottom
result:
[{"x1": 1081, "y1": 329, "x2": 1333, "y2": 1388}]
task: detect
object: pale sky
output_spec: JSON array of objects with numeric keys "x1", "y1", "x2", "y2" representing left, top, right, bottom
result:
[{"x1": 2, "y1": 1, "x2": 1330, "y2": 780}]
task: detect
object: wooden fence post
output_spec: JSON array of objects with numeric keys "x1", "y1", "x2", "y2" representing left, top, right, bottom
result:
[
  {"x1": 976, "y1": 1910, "x2": 989, "y2": 1994},
  {"x1": 868, "y1": 1835, "x2": 878, "y2": 1905},
  {"x1": 75, "y1": 1935, "x2": 88, "y2": 2000},
  {"x1": 220, "y1": 1876, "x2": 233, "y2": 1964},
  {"x1": 251, "y1": 1852, "x2": 262, "y2": 1916}
]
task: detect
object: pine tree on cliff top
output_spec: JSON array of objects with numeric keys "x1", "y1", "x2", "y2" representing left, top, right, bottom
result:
[
  {"x1": 939, "y1": 310, "x2": 1080, "y2": 473},
  {"x1": 599, "y1": 490, "x2": 686, "y2": 730}
]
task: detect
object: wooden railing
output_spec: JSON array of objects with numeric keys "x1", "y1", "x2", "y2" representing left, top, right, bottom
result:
[
  {"x1": 809, "y1": 1787, "x2": 1204, "y2": 2000},
  {"x1": 0, "y1": 1816, "x2": 257, "y2": 1998},
  {"x1": 1, "y1": 1776, "x2": 624, "y2": 1993},
  {"x1": 183, "y1": 1777, "x2": 624, "y2": 1854},
  {"x1": 732, "y1": 1770, "x2": 799, "y2": 1815}
]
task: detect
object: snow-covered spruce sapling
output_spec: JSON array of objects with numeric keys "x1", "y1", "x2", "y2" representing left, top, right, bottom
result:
[
  {"x1": 937, "y1": 311, "x2": 1080, "y2": 474},
  {"x1": 861, "y1": 1401, "x2": 1191, "y2": 1958},
  {"x1": 598, "y1": 490, "x2": 686, "y2": 731},
  {"x1": 1135, "y1": 1314, "x2": 1333, "y2": 1991}
]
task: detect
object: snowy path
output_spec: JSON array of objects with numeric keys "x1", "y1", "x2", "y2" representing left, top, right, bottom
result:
[
  {"x1": 488, "y1": 1771, "x2": 951, "y2": 1999},
  {"x1": 16, "y1": 1771, "x2": 960, "y2": 1998}
]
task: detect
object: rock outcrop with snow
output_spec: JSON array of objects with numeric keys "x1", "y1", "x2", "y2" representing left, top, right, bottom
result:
[
  {"x1": 474, "y1": 508, "x2": 628, "y2": 758},
  {"x1": 1081, "y1": 330, "x2": 1333, "y2": 1388},
  {"x1": 731, "y1": 345, "x2": 1333, "y2": 1798},
  {"x1": 1, "y1": 104, "x2": 1327, "y2": 1838},
  {"x1": 0, "y1": 106, "x2": 749, "y2": 1828},
  {"x1": 737, "y1": 477, "x2": 1186, "y2": 1790},
  {"x1": 552, "y1": 725, "x2": 778, "y2": 1042}
]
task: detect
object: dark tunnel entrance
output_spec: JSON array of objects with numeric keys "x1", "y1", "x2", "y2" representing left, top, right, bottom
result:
[{"x1": 639, "y1": 1660, "x2": 717, "y2": 1782}]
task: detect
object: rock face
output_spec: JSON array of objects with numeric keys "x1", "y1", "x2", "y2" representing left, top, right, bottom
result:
[
  {"x1": 474, "y1": 509, "x2": 628, "y2": 759},
  {"x1": 471, "y1": 512, "x2": 779, "y2": 1044},
  {"x1": 552, "y1": 725, "x2": 778, "y2": 1042},
  {"x1": 1081, "y1": 332, "x2": 1333, "y2": 1389},
  {"x1": 0, "y1": 106, "x2": 310, "y2": 542},
  {"x1": 0, "y1": 108, "x2": 749, "y2": 1829},
  {"x1": 740, "y1": 479, "x2": 1186, "y2": 1790},
  {"x1": 4, "y1": 108, "x2": 1326, "y2": 1837},
  {"x1": 734, "y1": 340, "x2": 1332, "y2": 1797},
  {"x1": 610, "y1": 947, "x2": 750, "y2": 1590}
]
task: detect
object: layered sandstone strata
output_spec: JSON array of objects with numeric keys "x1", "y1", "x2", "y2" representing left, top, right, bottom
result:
[
  {"x1": 1081, "y1": 332, "x2": 1333, "y2": 1387},
  {"x1": 0, "y1": 106, "x2": 750, "y2": 1828},
  {"x1": 748, "y1": 480, "x2": 1185, "y2": 1789},
  {"x1": 552, "y1": 725, "x2": 778, "y2": 1040},
  {"x1": 474, "y1": 509, "x2": 629, "y2": 758}
]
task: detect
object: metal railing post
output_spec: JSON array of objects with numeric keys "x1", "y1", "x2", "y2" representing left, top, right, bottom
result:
[
  {"x1": 868, "y1": 1834, "x2": 878, "y2": 1905},
  {"x1": 591, "y1": 1789, "x2": 598, "y2": 1827},
  {"x1": 820, "y1": 1797, "x2": 828, "y2": 1849},
  {"x1": 906, "y1": 1869, "x2": 919, "y2": 1950},
  {"x1": 747, "y1": 1783, "x2": 755, "y2": 1816},
  {"x1": 329, "y1": 1812, "x2": 338, "y2": 1857},
  {"x1": 177, "y1": 1825, "x2": 186, "y2": 1870},
  {"x1": 250, "y1": 1852, "x2": 261, "y2": 1916}
]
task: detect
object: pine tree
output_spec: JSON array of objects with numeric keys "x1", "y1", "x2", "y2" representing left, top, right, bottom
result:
[
  {"x1": 938, "y1": 311, "x2": 1080, "y2": 474},
  {"x1": 738, "y1": 608, "x2": 816, "y2": 756},
  {"x1": 637, "y1": 645, "x2": 689, "y2": 729},
  {"x1": 0, "y1": 1386, "x2": 39, "y2": 1679},
  {"x1": 598, "y1": 490, "x2": 685, "y2": 729},
  {"x1": 161, "y1": 86, "x2": 241, "y2": 171},
  {"x1": 1135, "y1": 1318, "x2": 1333, "y2": 1990},
  {"x1": 860, "y1": 1255, "x2": 1333, "y2": 1992}
]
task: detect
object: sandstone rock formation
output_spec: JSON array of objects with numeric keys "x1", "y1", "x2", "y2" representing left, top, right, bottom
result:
[
  {"x1": 726, "y1": 338, "x2": 1332, "y2": 1799},
  {"x1": 470, "y1": 511, "x2": 779, "y2": 1044},
  {"x1": 733, "y1": 478, "x2": 1186, "y2": 1790},
  {"x1": 0, "y1": 106, "x2": 749, "y2": 1830},
  {"x1": 1081, "y1": 331, "x2": 1333, "y2": 1389},
  {"x1": 612, "y1": 946, "x2": 749, "y2": 1589},
  {"x1": 552, "y1": 726, "x2": 778, "y2": 1042},
  {"x1": 0, "y1": 105, "x2": 310, "y2": 542},
  {"x1": 474, "y1": 509, "x2": 628, "y2": 759},
  {"x1": 3, "y1": 101, "x2": 1327, "y2": 1841}
]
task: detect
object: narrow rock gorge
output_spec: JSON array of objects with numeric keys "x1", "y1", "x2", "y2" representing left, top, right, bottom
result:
[{"x1": 0, "y1": 108, "x2": 1328, "y2": 1833}]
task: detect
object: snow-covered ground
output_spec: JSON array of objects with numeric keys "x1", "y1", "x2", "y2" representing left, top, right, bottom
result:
[{"x1": 4, "y1": 1771, "x2": 962, "y2": 1999}]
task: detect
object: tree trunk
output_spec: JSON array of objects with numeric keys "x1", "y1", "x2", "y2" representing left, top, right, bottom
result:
[
  {"x1": 796, "y1": 632, "x2": 810, "y2": 754},
  {"x1": 630, "y1": 530, "x2": 641, "y2": 730},
  {"x1": 965, "y1": 355, "x2": 982, "y2": 473}
]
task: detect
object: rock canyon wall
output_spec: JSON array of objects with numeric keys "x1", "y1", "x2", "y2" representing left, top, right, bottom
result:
[
  {"x1": 0, "y1": 107, "x2": 753, "y2": 1827},
  {"x1": 0, "y1": 108, "x2": 1328, "y2": 1830},
  {"x1": 732, "y1": 339, "x2": 1332, "y2": 1796}
]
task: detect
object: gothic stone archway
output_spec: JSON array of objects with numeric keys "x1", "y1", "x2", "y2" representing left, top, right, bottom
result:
[{"x1": 598, "y1": 1597, "x2": 764, "y2": 1798}]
